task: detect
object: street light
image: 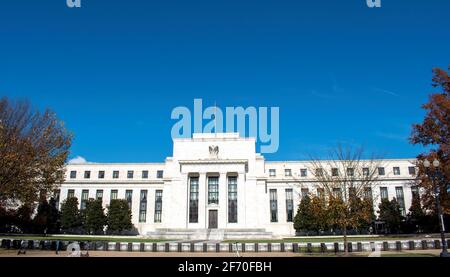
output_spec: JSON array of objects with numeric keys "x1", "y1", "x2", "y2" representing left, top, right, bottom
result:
[{"x1": 423, "y1": 158, "x2": 449, "y2": 257}]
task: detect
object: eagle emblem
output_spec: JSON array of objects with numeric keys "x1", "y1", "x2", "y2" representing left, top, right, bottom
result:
[{"x1": 209, "y1": 145, "x2": 219, "y2": 157}]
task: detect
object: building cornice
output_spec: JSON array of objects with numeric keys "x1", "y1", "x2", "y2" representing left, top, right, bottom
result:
[{"x1": 178, "y1": 159, "x2": 248, "y2": 165}]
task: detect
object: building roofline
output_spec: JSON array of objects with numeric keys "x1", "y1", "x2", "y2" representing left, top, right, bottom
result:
[
  {"x1": 65, "y1": 162, "x2": 165, "y2": 166},
  {"x1": 265, "y1": 158, "x2": 417, "y2": 163}
]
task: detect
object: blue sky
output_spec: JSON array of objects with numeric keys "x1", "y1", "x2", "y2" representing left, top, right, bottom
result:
[{"x1": 1, "y1": 0, "x2": 449, "y2": 162}]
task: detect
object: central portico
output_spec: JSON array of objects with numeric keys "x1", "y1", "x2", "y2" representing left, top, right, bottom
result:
[{"x1": 153, "y1": 133, "x2": 271, "y2": 239}]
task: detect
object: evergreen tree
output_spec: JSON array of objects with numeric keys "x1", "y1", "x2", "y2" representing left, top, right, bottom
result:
[
  {"x1": 378, "y1": 198, "x2": 403, "y2": 233},
  {"x1": 60, "y1": 197, "x2": 82, "y2": 233},
  {"x1": 32, "y1": 197, "x2": 60, "y2": 234},
  {"x1": 107, "y1": 199, "x2": 133, "y2": 234},
  {"x1": 33, "y1": 199, "x2": 52, "y2": 234},
  {"x1": 293, "y1": 196, "x2": 314, "y2": 233},
  {"x1": 85, "y1": 199, "x2": 106, "y2": 235},
  {"x1": 15, "y1": 204, "x2": 34, "y2": 233},
  {"x1": 407, "y1": 196, "x2": 426, "y2": 232}
]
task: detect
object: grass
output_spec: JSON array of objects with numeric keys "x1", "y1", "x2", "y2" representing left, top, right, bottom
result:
[
  {"x1": 381, "y1": 253, "x2": 438, "y2": 257},
  {"x1": 223, "y1": 235, "x2": 445, "y2": 243},
  {"x1": 0, "y1": 235, "x2": 170, "y2": 243}
]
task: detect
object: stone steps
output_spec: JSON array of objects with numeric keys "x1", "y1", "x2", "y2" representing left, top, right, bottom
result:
[{"x1": 147, "y1": 228, "x2": 273, "y2": 240}]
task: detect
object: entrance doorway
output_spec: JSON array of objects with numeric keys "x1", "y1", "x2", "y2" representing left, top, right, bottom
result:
[{"x1": 208, "y1": 210, "x2": 218, "y2": 229}]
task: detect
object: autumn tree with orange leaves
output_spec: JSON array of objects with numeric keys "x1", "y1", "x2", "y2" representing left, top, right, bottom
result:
[
  {"x1": 0, "y1": 97, "x2": 72, "y2": 208},
  {"x1": 410, "y1": 66, "x2": 450, "y2": 214}
]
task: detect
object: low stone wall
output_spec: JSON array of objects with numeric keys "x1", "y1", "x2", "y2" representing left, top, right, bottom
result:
[{"x1": 1, "y1": 238, "x2": 449, "y2": 253}]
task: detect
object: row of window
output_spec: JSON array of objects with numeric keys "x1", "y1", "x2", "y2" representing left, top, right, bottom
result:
[
  {"x1": 66, "y1": 189, "x2": 163, "y2": 223},
  {"x1": 69, "y1": 170, "x2": 164, "y2": 180},
  {"x1": 270, "y1": 189, "x2": 294, "y2": 223},
  {"x1": 269, "y1": 185, "x2": 408, "y2": 223},
  {"x1": 189, "y1": 176, "x2": 238, "y2": 224},
  {"x1": 269, "y1": 166, "x2": 416, "y2": 177}
]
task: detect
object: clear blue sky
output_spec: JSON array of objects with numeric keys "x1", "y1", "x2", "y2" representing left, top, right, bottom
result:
[{"x1": 1, "y1": 0, "x2": 449, "y2": 162}]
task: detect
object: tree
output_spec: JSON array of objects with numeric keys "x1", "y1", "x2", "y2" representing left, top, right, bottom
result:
[
  {"x1": 293, "y1": 195, "x2": 314, "y2": 233},
  {"x1": 33, "y1": 197, "x2": 61, "y2": 234},
  {"x1": 107, "y1": 199, "x2": 132, "y2": 234},
  {"x1": 14, "y1": 204, "x2": 34, "y2": 233},
  {"x1": 410, "y1": 66, "x2": 450, "y2": 214},
  {"x1": 310, "y1": 195, "x2": 329, "y2": 233},
  {"x1": 349, "y1": 193, "x2": 373, "y2": 233},
  {"x1": 307, "y1": 145, "x2": 382, "y2": 254},
  {"x1": 0, "y1": 97, "x2": 72, "y2": 206},
  {"x1": 60, "y1": 197, "x2": 82, "y2": 233},
  {"x1": 378, "y1": 198, "x2": 403, "y2": 234},
  {"x1": 407, "y1": 196, "x2": 426, "y2": 233},
  {"x1": 84, "y1": 199, "x2": 106, "y2": 235}
]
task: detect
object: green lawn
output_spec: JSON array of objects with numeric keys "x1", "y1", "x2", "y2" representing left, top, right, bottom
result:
[
  {"x1": 0, "y1": 235, "x2": 170, "y2": 243},
  {"x1": 223, "y1": 235, "x2": 445, "y2": 243},
  {"x1": 381, "y1": 253, "x2": 438, "y2": 257}
]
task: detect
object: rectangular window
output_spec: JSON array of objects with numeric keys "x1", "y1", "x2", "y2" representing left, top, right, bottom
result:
[
  {"x1": 127, "y1": 170, "x2": 134, "y2": 179},
  {"x1": 349, "y1": 187, "x2": 356, "y2": 198},
  {"x1": 98, "y1": 171, "x2": 105, "y2": 179},
  {"x1": 408, "y1": 166, "x2": 416, "y2": 175},
  {"x1": 208, "y1": 176, "x2": 219, "y2": 204},
  {"x1": 301, "y1": 188, "x2": 309, "y2": 199},
  {"x1": 113, "y1": 171, "x2": 119, "y2": 179},
  {"x1": 300, "y1": 169, "x2": 307, "y2": 177},
  {"x1": 84, "y1": 171, "x2": 91, "y2": 179},
  {"x1": 317, "y1": 187, "x2": 324, "y2": 198},
  {"x1": 333, "y1": 188, "x2": 342, "y2": 199},
  {"x1": 315, "y1": 168, "x2": 323, "y2": 177},
  {"x1": 396, "y1": 187, "x2": 406, "y2": 216},
  {"x1": 67, "y1": 189, "x2": 75, "y2": 199},
  {"x1": 228, "y1": 176, "x2": 238, "y2": 223},
  {"x1": 347, "y1": 168, "x2": 354, "y2": 177},
  {"x1": 154, "y1": 190, "x2": 163, "y2": 223},
  {"x1": 270, "y1": 189, "x2": 278, "y2": 222},
  {"x1": 125, "y1": 190, "x2": 133, "y2": 209},
  {"x1": 393, "y1": 167, "x2": 401, "y2": 176},
  {"x1": 157, "y1": 170, "x2": 164, "y2": 179},
  {"x1": 110, "y1": 190, "x2": 118, "y2": 204},
  {"x1": 96, "y1": 190, "x2": 103, "y2": 202},
  {"x1": 54, "y1": 190, "x2": 61, "y2": 210},
  {"x1": 70, "y1": 171, "x2": 77, "y2": 179},
  {"x1": 285, "y1": 169, "x2": 292, "y2": 177},
  {"x1": 363, "y1": 168, "x2": 370, "y2": 177},
  {"x1": 378, "y1": 167, "x2": 385, "y2": 176},
  {"x1": 81, "y1": 190, "x2": 89, "y2": 210},
  {"x1": 332, "y1": 168, "x2": 339, "y2": 177},
  {"x1": 411, "y1": 186, "x2": 419, "y2": 199},
  {"x1": 139, "y1": 190, "x2": 148, "y2": 223},
  {"x1": 364, "y1": 187, "x2": 373, "y2": 201},
  {"x1": 189, "y1": 177, "x2": 199, "y2": 223},
  {"x1": 142, "y1": 170, "x2": 149, "y2": 179},
  {"x1": 269, "y1": 169, "x2": 276, "y2": 177},
  {"x1": 285, "y1": 189, "x2": 293, "y2": 222},
  {"x1": 380, "y1": 187, "x2": 388, "y2": 200}
]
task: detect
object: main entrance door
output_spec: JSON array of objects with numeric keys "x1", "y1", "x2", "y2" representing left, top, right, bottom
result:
[{"x1": 208, "y1": 210, "x2": 218, "y2": 229}]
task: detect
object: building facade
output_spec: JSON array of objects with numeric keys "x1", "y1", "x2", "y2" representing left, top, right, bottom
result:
[{"x1": 58, "y1": 133, "x2": 418, "y2": 239}]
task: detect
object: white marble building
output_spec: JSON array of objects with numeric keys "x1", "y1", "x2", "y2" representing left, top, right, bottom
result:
[{"x1": 58, "y1": 133, "x2": 418, "y2": 239}]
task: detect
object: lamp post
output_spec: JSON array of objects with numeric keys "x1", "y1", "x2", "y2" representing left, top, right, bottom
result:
[{"x1": 423, "y1": 158, "x2": 449, "y2": 257}]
